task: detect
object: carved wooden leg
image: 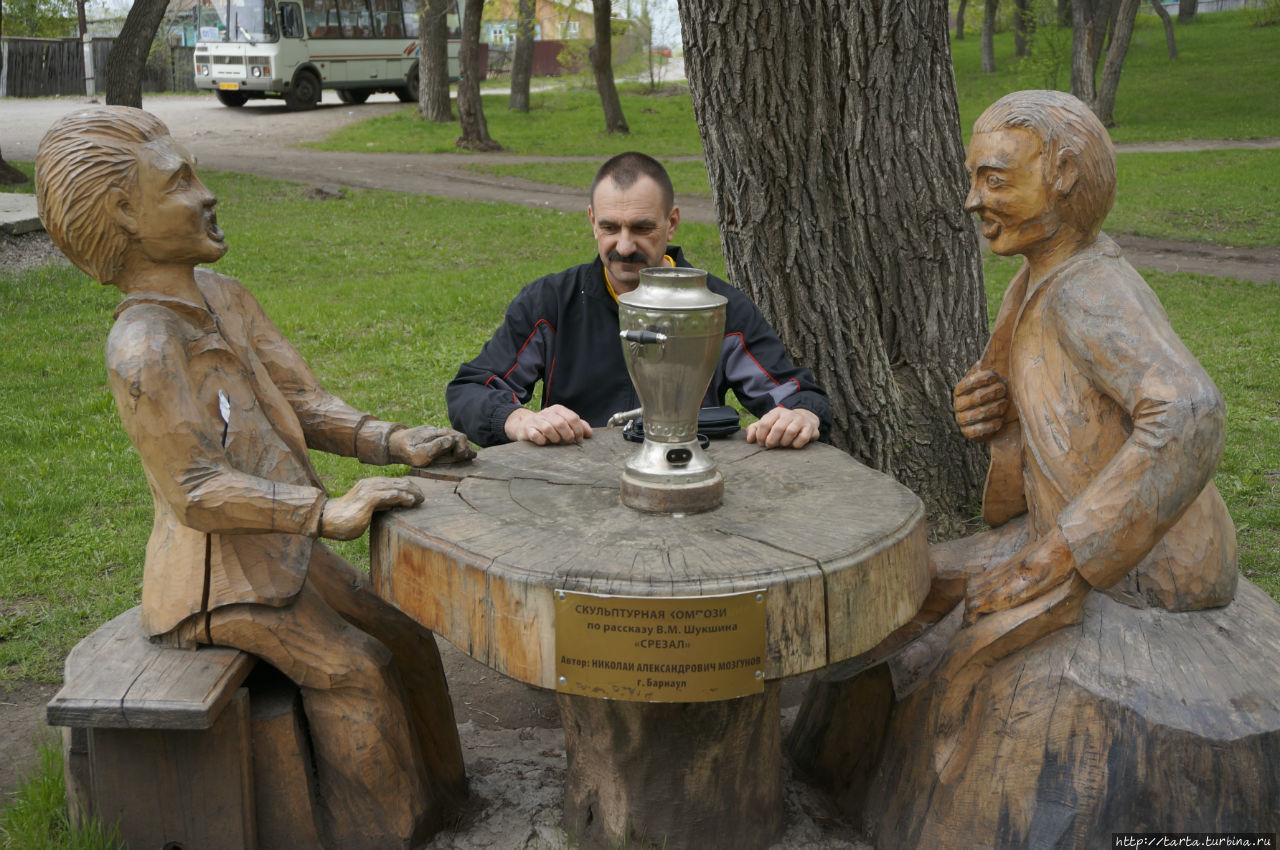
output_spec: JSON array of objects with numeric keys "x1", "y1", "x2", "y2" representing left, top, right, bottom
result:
[{"x1": 558, "y1": 681, "x2": 782, "y2": 850}]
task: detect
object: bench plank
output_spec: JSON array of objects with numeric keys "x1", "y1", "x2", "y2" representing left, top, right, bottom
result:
[{"x1": 48, "y1": 606, "x2": 254, "y2": 730}]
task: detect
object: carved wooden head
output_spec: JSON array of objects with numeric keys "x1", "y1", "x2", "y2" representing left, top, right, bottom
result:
[
  {"x1": 970, "y1": 90, "x2": 1117, "y2": 243},
  {"x1": 35, "y1": 106, "x2": 207, "y2": 287}
]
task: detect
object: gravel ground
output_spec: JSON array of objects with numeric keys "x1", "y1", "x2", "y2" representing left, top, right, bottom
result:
[{"x1": 0, "y1": 231, "x2": 70, "y2": 275}]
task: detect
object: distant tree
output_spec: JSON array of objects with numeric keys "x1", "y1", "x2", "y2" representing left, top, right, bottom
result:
[
  {"x1": 509, "y1": 0, "x2": 535, "y2": 112},
  {"x1": 456, "y1": 0, "x2": 499, "y2": 149},
  {"x1": 1178, "y1": 0, "x2": 1195, "y2": 23},
  {"x1": 590, "y1": 0, "x2": 628, "y2": 133},
  {"x1": 955, "y1": 0, "x2": 968, "y2": 39},
  {"x1": 419, "y1": 0, "x2": 453, "y2": 121},
  {"x1": 982, "y1": 0, "x2": 998, "y2": 70},
  {"x1": 1014, "y1": 0, "x2": 1033, "y2": 56},
  {"x1": 1071, "y1": 0, "x2": 1142, "y2": 126},
  {"x1": 105, "y1": 0, "x2": 167, "y2": 108},
  {"x1": 1150, "y1": 0, "x2": 1178, "y2": 58},
  {"x1": 2, "y1": 0, "x2": 75, "y2": 37},
  {"x1": 679, "y1": 0, "x2": 990, "y2": 526}
]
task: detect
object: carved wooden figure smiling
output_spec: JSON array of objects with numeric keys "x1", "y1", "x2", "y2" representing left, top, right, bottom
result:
[
  {"x1": 36, "y1": 105, "x2": 472, "y2": 849},
  {"x1": 789, "y1": 91, "x2": 1280, "y2": 847}
]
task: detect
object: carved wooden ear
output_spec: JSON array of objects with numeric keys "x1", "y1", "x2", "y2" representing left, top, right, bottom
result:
[
  {"x1": 109, "y1": 185, "x2": 139, "y2": 236},
  {"x1": 1053, "y1": 149, "x2": 1080, "y2": 199}
]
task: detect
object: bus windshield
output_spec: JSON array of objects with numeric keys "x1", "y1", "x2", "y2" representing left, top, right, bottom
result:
[{"x1": 198, "y1": 0, "x2": 279, "y2": 43}]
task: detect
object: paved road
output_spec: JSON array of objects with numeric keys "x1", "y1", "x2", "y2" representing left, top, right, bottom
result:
[{"x1": 3, "y1": 92, "x2": 1277, "y2": 281}]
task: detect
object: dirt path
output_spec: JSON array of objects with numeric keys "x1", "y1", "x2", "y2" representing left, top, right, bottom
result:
[{"x1": 2, "y1": 92, "x2": 1277, "y2": 844}]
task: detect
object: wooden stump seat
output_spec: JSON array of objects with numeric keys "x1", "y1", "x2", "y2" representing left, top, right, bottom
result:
[
  {"x1": 48, "y1": 607, "x2": 321, "y2": 850},
  {"x1": 788, "y1": 579, "x2": 1280, "y2": 848}
]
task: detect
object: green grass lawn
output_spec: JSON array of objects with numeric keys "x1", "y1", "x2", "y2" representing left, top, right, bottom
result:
[
  {"x1": 950, "y1": 9, "x2": 1280, "y2": 142},
  {"x1": 313, "y1": 84, "x2": 703, "y2": 156},
  {"x1": 312, "y1": 9, "x2": 1279, "y2": 160}
]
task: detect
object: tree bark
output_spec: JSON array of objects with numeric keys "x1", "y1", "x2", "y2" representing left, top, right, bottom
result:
[
  {"x1": 1150, "y1": 0, "x2": 1177, "y2": 59},
  {"x1": 456, "y1": 0, "x2": 498, "y2": 149},
  {"x1": 678, "y1": 0, "x2": 989, "y2": 529},
  {"x1": 105, "y1": 0, "x2": 167, "y2": 108},
  {"x1": 419, "y1": 0, "x2": 453, "y2": 122},
  {"x1": 981, "y1": 0, "x2": 998, "y2": 71},
  {"x1": 1014, "y1": 0, "x2": 1033, "y2": 56},
  {"x1": 508, "y1": 0, "x2": 535, "y2": 112},
  {"x1": 1177, "y1": 0, "x2": 1195, "y2": 23},
  {"x1": 1094, "y1": 0, "x2": 1141, "y2": 126},
  {"x1": 1070, "y1": 0, "x2": 1100, "y2": 104},
  {"x1": 591, "y1": 0, "x2": 629, "y2": 133},
  {"x1": 955, "y1": 0, "x2": 968, "y2": 39},
  {"x1": 0, "y1": 145, "x2": 29, "y2": 186}
]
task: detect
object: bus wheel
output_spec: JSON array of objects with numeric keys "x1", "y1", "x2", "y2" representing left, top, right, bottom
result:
[
  {"x1": 395, "y1": 64, "x2": 418, "y2": 103},
  {"x1": 286, "y1": 71, "x2": 321, "y2": 111},
  {"x1": 215, "y1": 89, "x2": 249, "y2": 107},
  {"x1": 338, "y1": 88, "x2": 371, "y2": 105}
]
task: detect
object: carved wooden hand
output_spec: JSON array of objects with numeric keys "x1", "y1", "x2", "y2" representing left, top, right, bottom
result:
[
  {"x1": 389, "y1": 426, "x2": 476, "y2": 467},
  {"x1": 320, "y1": 478, "x2": 423, "y2": 540},
  {"x1": 953, "y1": 367, "x2": 1009, "y2": 442},
  {"x1": 964, "y1": 527, "x2": 1077, "y2": 624}
]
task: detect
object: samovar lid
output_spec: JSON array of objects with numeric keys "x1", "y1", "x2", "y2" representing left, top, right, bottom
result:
[{"x1": 618, "y1": 267, "x2": 727, "y2": 312}]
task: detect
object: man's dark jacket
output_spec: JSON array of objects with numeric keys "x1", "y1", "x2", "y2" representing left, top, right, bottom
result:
[{"x1": 446, "y1": 246, "x2": 832, "y2": 447}]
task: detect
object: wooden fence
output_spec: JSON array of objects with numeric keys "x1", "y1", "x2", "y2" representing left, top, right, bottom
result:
[{"x1": 0, "y1": 37, "x2": 196, "y2": 98}]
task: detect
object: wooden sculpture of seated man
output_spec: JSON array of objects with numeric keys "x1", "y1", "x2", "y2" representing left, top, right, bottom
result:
[
  {"x1": 36, "y1": 106, "x2": 472, "y2": 850},
  {"x1": 790, "y1": 90, "x2": 1280, "y2": 847}
]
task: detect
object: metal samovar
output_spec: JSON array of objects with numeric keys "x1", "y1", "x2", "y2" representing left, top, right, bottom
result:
[{"x1": 607, "y1": 267, "x2": 727, "y2": 514}]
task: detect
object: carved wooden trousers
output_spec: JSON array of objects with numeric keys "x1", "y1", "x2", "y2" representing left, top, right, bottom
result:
[{"x1": 199, "y1": 545, "x2": 465, "y2": 849}]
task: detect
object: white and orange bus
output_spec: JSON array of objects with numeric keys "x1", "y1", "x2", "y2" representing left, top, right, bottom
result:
[{"x1": 194, "y1": 0, "x2": 460, "y2": 109}]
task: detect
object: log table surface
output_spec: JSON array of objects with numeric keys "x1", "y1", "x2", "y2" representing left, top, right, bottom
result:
[{"x1": 371, "y1": 431, "x2": 930, "y2": 849}]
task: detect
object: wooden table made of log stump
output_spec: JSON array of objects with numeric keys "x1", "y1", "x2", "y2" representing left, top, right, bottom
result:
[{"x1": 371, "y1": 432, "x2": 929, "y2": 850}]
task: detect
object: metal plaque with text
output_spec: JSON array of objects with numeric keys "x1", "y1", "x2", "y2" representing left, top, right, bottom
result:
[{"x1": 554, "y1": 589, "x2": 767, "y2": 703}]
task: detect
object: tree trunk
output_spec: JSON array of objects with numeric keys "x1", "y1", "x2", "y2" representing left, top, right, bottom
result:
[
  {"x1": 0, "y1": 145, "x2": 29, "y2": 186},
  {"x1": 1150, "y1": 0, "x2": 1177, "y2": 59},
  {"x1": 508, "y1": 0, "x2": 535, "y2": 112},
  {"x1": 1070, "y1": 0, "x2": 1100, "y2": 104},
  {"x1": 419, "y1": 0, "x2": 453, "y2": 122},
  {"x1": 955, "y1": 0, "x2": 967, "y2": 39},
  {"x1": 678, "y1": 0, "x2": 989, "y2": 529},
  {"x1": 981, "y1": 0, "x2": 998, "y2": 71},
  {"x1": 1177, "y1": 0, "x2": 1195, "y2": 23},
  {"x1": 591, "y1": 0, "x2": 629, "y2": 133},
  {"x1": 105, "y1": 0, "x2": 167, "y2": 108},
  {"x1": 1093, "y1": 0, "x2": 1140, "y2": 126},
  {"x1": 1014, "y1": 0, "x2": 1032, "y2": 56},
  {"x1": 455, "y1": 0, "x2": 498, "y2": 149}
]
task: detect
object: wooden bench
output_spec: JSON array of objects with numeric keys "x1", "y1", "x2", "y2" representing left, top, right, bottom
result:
[{"x1": 48, "y1": 607, "x2": 321, "y2": 850}]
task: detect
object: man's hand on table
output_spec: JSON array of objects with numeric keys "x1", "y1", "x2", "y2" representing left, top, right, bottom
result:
[
  {"x1": 320, "y1": 477, "x2": 423, "y2": 540},
  {"x1": 505, "y1": 405, "x2": 594, "y2": 445},
  {"x1": 389, "y1": 425, "x2": 476, "y2": 466},
  {"x1": 746, "y1": 406, "x2": 820, "y2": 448}
]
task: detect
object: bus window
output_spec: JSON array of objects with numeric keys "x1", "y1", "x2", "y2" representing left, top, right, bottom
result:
[
  {"x1": 228, "y1": 0, "x2": 278, "y2": 41},
  {"x1": 338, "y1": 0, "x2": 373, "y2": 38},
  {"x1": 402, "y1": 0, "x2": 419, "y2": 37},
  {"x1": 280, "y1": 2, "x2": 304, "y2": 38},
  {"x1": 370, "y1": 0, "x2": 404, "y2": 38},
  {"x1": 305, "y1": 0, "x2": 337, "y2": 37}
]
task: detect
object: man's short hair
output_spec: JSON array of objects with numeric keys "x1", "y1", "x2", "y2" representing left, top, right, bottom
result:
[
  {"x1": 36, "y1": 106, "x2": 170, "y2": 286},
  {"x1": 590, "y1": 152, "x2": 675, "y2": 212},
  {"x1": 973, "y1": 90, "x2": 1116, "y2": 239}
]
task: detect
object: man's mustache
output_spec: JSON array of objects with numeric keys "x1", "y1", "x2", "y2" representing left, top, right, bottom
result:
[{"x1": 608, "y1": 250, "x2": 648, "y2": 265}]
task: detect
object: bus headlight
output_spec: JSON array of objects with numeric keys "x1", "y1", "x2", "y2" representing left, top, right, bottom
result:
[
  {"x1": 251, "y1": 66, "x2": 261, "y2": 77},
  {"x1": 198, "y1": 64, "x2": 210, "y2": 75}
]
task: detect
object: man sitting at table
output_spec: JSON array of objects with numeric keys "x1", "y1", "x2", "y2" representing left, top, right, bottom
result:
[{"x1": 446, "y1": 152, "x2": 832, "y2": 449}]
